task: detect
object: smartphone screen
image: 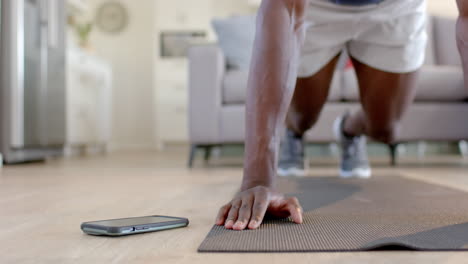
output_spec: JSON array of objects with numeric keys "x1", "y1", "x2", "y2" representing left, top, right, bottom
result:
[{"x1": 89, "y1": 216, "x2": 177, "y2": 227}]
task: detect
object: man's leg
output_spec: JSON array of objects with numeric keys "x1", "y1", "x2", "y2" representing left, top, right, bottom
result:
[
  {"x1": 457, "y1": 0, "x2": 468, "y2": 90},
  {"x1": 278, "y1": 54, "x2": 341, "y2": 177},
  {"x1": 332, "y1": 58, "x2": 419, "y2": 178},
  {"x1": 343, "y1": 58, "x2": 419, "y2": 144},
  {"x1": 286, "y1": 54, "x2": 341, "y2": 135}
]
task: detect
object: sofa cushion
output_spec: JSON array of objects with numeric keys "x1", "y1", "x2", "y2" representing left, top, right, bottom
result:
[
  {"x1": 424, "y1": 15, "x2": 436, "y2": 66},
  {"x1": 212, "y1": 16, "x2": 256, "y2": 70},
  {"x1": 342, "y1": 65, "x2": 467, "y2": 102},
  {"x1": 223, "y1": 70, "x2": 249, "y2": 105},
  {"x1": 222, "y1": 69, "x2": 344, "y2": 105}
]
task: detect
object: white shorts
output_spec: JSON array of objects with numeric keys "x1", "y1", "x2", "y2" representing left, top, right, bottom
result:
[{"x1": 298, "y1": 0, "x2": 427, "y2": 77}]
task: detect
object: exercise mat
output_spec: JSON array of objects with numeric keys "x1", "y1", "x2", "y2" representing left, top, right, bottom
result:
[{"x1": 199, "y1": 175, "x2": 468, "y2": 252}]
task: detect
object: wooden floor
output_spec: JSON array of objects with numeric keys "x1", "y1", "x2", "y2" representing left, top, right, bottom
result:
[{"x1": 1, "y1": 149, "x2": 468, "y2": 263}]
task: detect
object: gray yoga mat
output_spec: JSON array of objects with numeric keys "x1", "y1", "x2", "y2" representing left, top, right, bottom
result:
[{"x1": 199, "y1": 175, "x2": 468, "y2": 252}]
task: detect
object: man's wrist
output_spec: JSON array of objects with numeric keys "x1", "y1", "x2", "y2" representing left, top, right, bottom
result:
[
  {"x1": 241, "y1": 179, "x2": 275, "y2": 191},
  {"x1": 241, "y1": 129, "x2": 281, "y2": 191},
  {"x1": 241, "y1": 167, "x2": 276, "y2": 191}
]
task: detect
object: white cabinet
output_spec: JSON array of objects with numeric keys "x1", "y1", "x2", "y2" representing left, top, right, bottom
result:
[
  {"x1": 66, "y1": 49, "x2": 112, "y2": 154},
  {"x1": 154, "y1": 0, "x2": 214, "y2": 147},
  {"x1": 155, "y1": 60, "x2": 188, "y2": 145},
  {"x1": 153, "y1": 0, "x2": 254, "y2": 147}
]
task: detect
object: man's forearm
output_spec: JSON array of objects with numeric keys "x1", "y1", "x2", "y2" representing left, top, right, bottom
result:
[
  {"x1": 242, "y1": 0, "x2": 307, "y2": 191},
  {"x1": 457, "y1": 0, "x2": 468, "y2": 89}
]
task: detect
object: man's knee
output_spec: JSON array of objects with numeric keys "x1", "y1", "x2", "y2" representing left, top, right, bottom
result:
[
  {"x1": 457, "y1": 1, "x2": 468, "y2": 42},
  {"x1": 457, "y1": 0, "x2": 468, "y2": 17},
  {"x1": 287, "y1": 111, "x2": 320, "y2": 134},
  {"x1": 296, "y1": 114, "x2": 320, "y2": 133},
  {"x1": 367, "y1": 123, "x2": 399, "y2": 145}
]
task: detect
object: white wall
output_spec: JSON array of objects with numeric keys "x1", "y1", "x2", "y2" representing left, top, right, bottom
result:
[
  {"x1": 87, "y1": 0, "x2": 156, "y2": 150},
  {"x1": 427, "y1": 0, "x2": 459, "y2": 17}
]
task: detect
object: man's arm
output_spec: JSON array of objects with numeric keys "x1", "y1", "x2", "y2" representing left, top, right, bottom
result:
[
  {"x1": 457, "y1": 0, "x2": 468, "y2": 89},
  {"x1": 215, "y1": 0, "x2": 307, "y2": 230},
  {"x1": 242, "y1": 0, "x2": 307, "y2": 190}
]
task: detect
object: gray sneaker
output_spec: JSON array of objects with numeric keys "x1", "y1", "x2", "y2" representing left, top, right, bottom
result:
[
  {"x1": 278, "y1": 129, "x2": 306, "y2": 177},
  {"x1": 333, "y1": 114, "x2": 371, "y2": 179}
]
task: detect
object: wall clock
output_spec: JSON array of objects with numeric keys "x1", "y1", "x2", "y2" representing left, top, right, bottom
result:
[{"x1": 95, "y1": 1, "x2": 128, "y2": 34}]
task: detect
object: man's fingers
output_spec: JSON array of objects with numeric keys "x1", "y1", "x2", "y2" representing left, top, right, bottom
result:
[
  {"x1": 233, "y1": 195, "x2": 254, "y2": 230},
  {"x1": 224, "y1": 200, "x2": 241, "y2": 229},
  {"x1": 248, "y1": 192, "x2": 269, "y2": 229},
  {"x1": 218, "y1": 190, "x2": 301, "y2": 231},
  {"x1": 286, "y1": 197, "x2": 303, "y2": 224},
  {"x1": 215, "y1": 204, "x2": 231, "y2": 226}
]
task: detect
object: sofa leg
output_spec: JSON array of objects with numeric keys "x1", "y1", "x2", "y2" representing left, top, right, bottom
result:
[
  {"x1": 389, "y1": 144, "x2": 398, "y2": 166},
  {"x1": 204, "y1": 146, "x2": 213, "y2": 163},
  {"x1": 188, "y1": 145, "x2": 198, "y2": 168}
]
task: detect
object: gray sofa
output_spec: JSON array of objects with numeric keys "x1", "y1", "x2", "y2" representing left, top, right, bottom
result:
[{"x1": 188, "y1": 16, "x2": 468, "y2": 167}]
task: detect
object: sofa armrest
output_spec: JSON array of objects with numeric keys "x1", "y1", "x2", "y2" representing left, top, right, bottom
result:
[
  {"x1": 433, "y1": 16, "x2": 462, "y2": 66},
  {"x1": 188, "y1": 44, "x2": 226, "y2": 144}
]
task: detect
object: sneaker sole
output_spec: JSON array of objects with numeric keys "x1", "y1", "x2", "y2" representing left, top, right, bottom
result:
[
  {"x1": 339, "y1": 168, "x2": 372, "y2": 179},
  {"x1": 277, "y1": 167, "x2": 306, "y2": 177}
]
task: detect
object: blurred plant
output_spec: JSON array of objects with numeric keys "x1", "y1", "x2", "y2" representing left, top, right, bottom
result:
[{"x1": 69, "y1": 15, "x2": 94, "y2": 49}]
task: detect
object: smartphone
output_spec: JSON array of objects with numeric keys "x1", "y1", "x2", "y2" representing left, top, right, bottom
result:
[{"x1": 81, "y1": 215, "x2": 189, "y2": 236}]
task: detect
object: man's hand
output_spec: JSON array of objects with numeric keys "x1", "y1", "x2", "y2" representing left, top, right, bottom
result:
[{"x1": 215, "y1": 186, "x2": 303, "y2": 231}]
